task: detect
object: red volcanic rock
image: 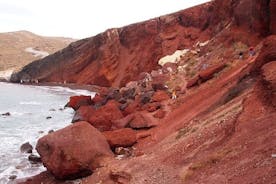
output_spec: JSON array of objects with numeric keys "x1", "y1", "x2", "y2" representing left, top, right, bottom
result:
[
  {"x1": 151, "y1": 90, "x2": 170, "y2": 102},
  {"x1": 72, "y1": 105, "x2": 95, "y2": 123},
  {"x1": 186, "y1": 75, "x2": 199, "y2": 88},
  {"x1": 66, "y1": 95, "x2": 92, "y2": 111},
  {"x1": 89, "y1": 100, "x2": 123, "y2": 131},
  {"x1": 142, "y1": 102, "x2": 161, "y2": 113},
  {"x1": 252, "y1": 35, "x2": 276, "y2": 72},
  {"x1": 91, "y1": 93, "x2": 104, "y2": 105},
  {"x1": 129, "y1": 112, "x2": 156, "y2": 129},
  {"x1": 36, "y1": 121, "x2": 113, "y2": 180},
  {"x1": 152, "y1": 75, "x2": 169, "y2": 91},
  {"x1": 73, "y1": 100, "x2": 123, "y2": 131},
  {"x1": 262, "y1": 61, "x2": 276, "y2": 90},
  {"x1": 199, "y1": 63, "x2": 226, "y2": 81},
  {"x1": 103, "y1": 128, "x2": 137, "y2": 149},
  {"x1": 112, "y1": 114, "x2": 135, "y2": 130},
  {"x1": 153, "y1": 109, "x2": 166, "y2": 119},
  {"x1": 123, "y1": 99, "x2": 141, "y2": 115}
]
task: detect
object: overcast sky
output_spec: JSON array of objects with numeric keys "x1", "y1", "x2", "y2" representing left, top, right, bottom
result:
[{"x1": 0, "y1": 0, "x2": 210, "y2": 39}]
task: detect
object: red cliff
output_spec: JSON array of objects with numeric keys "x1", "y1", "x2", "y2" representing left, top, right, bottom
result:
[{"x1": 12, "y1": 0, "x2": 273, "y2": 87}]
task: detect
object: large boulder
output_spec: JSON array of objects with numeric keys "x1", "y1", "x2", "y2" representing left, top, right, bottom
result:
[
  {"x1": 66, "y1": 95, "x2": 92, "y2": 111},
  {"x1": 36, "y1": 121, "x2": 113, "y2": 180},
  {"x1": 88, "y1": 100, "x2": 124, "y2": 131},
  {"x1": 103, "y1": 128, "x2": 137, "y2": 149}
]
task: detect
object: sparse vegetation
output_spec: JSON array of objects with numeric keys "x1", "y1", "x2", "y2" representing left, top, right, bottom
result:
[{"x1": 175, "y1": 127, "x2": 191, "y2": 140}]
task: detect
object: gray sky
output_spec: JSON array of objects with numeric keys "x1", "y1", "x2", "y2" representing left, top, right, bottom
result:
[{"x1": 0, "y1": 0, "x2": 210, "y2": 39}]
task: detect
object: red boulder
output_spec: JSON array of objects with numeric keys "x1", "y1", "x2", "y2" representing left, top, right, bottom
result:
[
  {"x1": 88, "y1": 100, "x2": 123, "y2": 131},
  {"x1": 112, "y1": 114, "x2": 135, "y2": 130},
  {"x1": 36, "y1": 121, "x2": 113, "y2": 180},
  {"x1": 72, "y1": 105, "x2": 95, "y2": 123},
  {"x1": 153, "y1": 109, "x2": 166, "y2": 119},
  {"x1": 151, "y1": 90, "x2": 170, "y2": 102},
  {"x1": 91, "y1": 93, "x2": 105, "y2": 105},
  {"x1": 103, "y1": 128, "x2": 137, "y2": 149},
  {"x1": 66, "y1": 95, "x2": 92, "y2": 111},
  {"x1": 142, "y1": 102, "x2": 161, "y2": 112},
  {"x1": 129, "y1": 112, "x2": 157, "y2": 129},
  {"x1": 186, "y1": 75, "x2": 199, "y2": 88},
  {"x1": 72, "y1": 100, "x2": 123, "y2": 131},
  {"x1": 199, "y1": 63, "x2": 226, "y2": 81}
]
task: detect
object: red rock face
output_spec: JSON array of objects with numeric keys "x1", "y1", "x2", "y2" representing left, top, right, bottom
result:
[{"x1": 36, "y1": 121, "x2": 113, "y2": 180}]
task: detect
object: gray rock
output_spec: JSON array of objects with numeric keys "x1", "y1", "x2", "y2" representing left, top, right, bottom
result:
[{"x1": 20, "y1": 142, "x2": 33, "y2": 153}]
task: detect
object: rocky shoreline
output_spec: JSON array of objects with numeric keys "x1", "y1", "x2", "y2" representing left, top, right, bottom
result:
[
  {"x1": 7, "y1": 0, "x2": 276, "y2": 183},
  {"x1": 16, "y1": 38, "x2": 276, "y2": 182}
]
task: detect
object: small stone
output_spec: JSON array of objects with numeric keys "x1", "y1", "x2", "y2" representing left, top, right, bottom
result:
[
  {"x1": 114, "y1": 147, "x2": 131, "y2": 156},
  {"x1": 1, "y1": 112, "x2": 11, "y2": 116},
  {"x1": 49, "y1": 108, "x2": 56, "y2": 111},
  {"x1": 48, "y1": 129, "x2": 54, "y2": 134},
  {"x1": 9, "y1": 175, "x2": 17, "y2": 180},
  {"x1": 28, "y1": 154, "x2": 42, "y2": 163},
  {"x1": 38, "y1": 131, "x2": 44, "y2": 134},
  {"x1": 46, "y1": 116, "x2": 52, "y2": 119},
  {"x1": 20, "y1": 142, "x2": 33, "y2": 153}
]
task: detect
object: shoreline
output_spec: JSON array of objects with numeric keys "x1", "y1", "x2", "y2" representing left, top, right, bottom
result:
[{"x1": 2, "y1": 81, "x2": 109, "y2": 94}]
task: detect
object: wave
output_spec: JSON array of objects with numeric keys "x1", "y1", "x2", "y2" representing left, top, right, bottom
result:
[{"x1": 19, "y1": 101, "x2": 42, "y2": 105}]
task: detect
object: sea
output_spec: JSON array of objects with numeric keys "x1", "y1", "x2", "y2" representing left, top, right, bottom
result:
[{"x1": 0, "y1": 82, "x2": 95, "y2": 183}]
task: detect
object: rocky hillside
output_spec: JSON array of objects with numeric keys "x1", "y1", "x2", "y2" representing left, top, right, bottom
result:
[
  {"x1": 0, "y1": 31, "x2": 75, "y2": 78},
  {"x1": 15, "y1": 0, "x2": 276, "y2": 183}
]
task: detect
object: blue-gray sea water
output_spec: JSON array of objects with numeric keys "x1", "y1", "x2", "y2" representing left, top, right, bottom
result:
[{"x1": 0, "y1": 82, "x2": 94, "y2": 183}]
